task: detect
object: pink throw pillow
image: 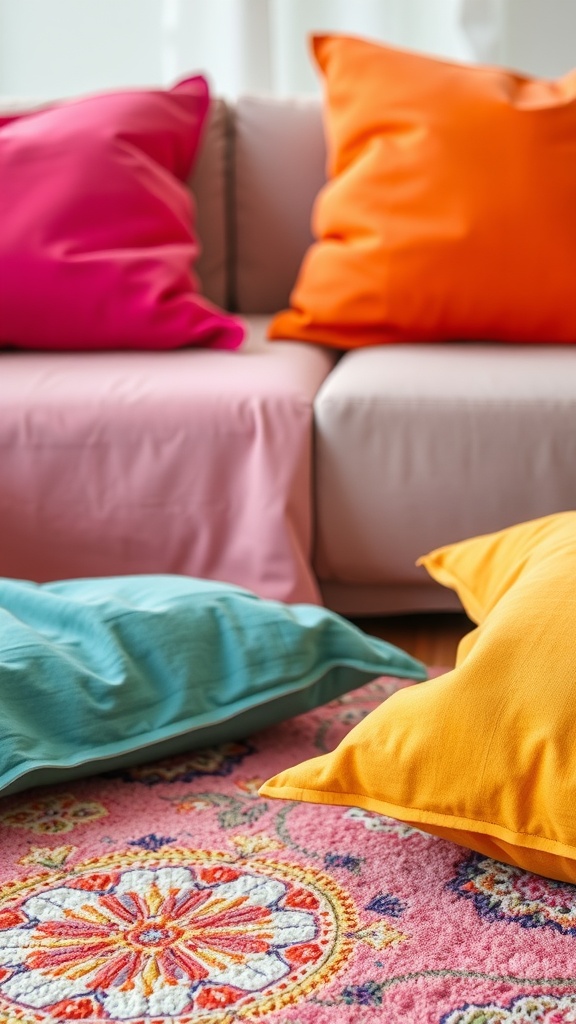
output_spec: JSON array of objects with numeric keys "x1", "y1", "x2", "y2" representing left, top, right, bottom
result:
[{"x1": 0, "y1": 76, "x2": 245, "y2": 351}]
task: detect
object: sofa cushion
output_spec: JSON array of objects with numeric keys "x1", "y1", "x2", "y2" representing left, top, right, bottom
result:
[
  {"x1": 261, "y1": 512, "x2": 576, "y2": 885},
  {"x1": 0, "y1": 318, "x2": 336, "y2": 604},
  {"x1": 0, "y1": 78, "x2": 244, "y2": 351},
  {"x1": 313, "y1": 344, "x2": 576, "y2": 613},
  {"x1": 269, "y1": 34, "x2": 576, "y2": 348},
  {"x1": 0, "y1": 573, "x2": 427, "y2": 796},
  {"x1": 234, "y1": 96, "x2": 326, "y2": 314}
]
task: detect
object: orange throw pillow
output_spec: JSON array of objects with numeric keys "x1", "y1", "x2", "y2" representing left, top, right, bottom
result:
[{"x1": 269, "y1": 35, "x2": 576, "y2": 349}]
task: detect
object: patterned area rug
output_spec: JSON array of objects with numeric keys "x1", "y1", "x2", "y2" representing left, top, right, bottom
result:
[{"x1": 1, "y1": 671, "x2": 576, "y2": 1024}]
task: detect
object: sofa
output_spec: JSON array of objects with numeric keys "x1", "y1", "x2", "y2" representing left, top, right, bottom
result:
[{"x1": 2, "y1": 91, "x2": 576, "y2": 618}]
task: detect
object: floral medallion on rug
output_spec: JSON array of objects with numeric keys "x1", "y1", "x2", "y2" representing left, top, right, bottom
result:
[{"x1": 1, "y1": 672, "x2": 575, "y2": 1023}]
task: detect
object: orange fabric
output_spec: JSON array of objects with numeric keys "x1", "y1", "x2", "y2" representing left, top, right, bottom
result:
[
  {"x1": 261, "y1": 513, "x2": 576, "y2": 884},
  {"x1": 268, "y1": 35, "x2": 576, "y2": 349}
]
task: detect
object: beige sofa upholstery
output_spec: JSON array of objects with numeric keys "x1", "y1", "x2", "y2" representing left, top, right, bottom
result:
[
  {"x1": 3, "y1": 92, "x2": 576, "y2": 616},
  {"x1": 314, "y1": 344, "x2": 576, "y2": 614}
]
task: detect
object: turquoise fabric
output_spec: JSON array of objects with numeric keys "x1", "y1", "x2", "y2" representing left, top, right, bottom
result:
[{"x1": 0, "y1": 575, "x2": 427, "y2": 795}]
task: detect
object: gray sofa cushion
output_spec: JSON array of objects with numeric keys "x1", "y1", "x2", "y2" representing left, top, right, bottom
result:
[{"x1": 314, "y1": 343, "x2": 576, "y2": 614}]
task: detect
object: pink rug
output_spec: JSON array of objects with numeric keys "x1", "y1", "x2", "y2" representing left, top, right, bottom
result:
[{"x1": 1, "y1": 671, "x2": 576, "y2": 1024}]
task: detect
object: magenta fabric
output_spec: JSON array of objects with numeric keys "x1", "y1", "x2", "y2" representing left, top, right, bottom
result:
[
  {"x1": 0, "y1": 77, "x2": 244, "y2": 351},
  {"x1": 0, "y1": 318, "x2": 336, "y2": 604}
]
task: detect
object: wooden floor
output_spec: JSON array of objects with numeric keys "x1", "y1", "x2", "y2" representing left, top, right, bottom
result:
[{"x1": 352, "y1": 611, "x2": 474, "y2": 669}]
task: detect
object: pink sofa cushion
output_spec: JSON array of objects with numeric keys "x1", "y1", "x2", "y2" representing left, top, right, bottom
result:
[
  {"x1": 0, "y1": 319, "x2": 337, "y2": 605},
  {"x1": 0, "y1": 77, "x2": 244, "y2": 351}
]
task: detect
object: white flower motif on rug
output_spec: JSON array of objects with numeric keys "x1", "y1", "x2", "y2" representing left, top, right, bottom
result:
[{"x1": 0, "y1": 849, "x2": 355, "y2": 1021}]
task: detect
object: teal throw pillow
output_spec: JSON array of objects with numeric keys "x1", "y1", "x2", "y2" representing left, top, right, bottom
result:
[{"x1": 0, "y1": 575, "x2": 427, "y2": 795}]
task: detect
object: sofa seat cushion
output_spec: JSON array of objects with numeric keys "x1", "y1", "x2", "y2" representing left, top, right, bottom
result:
[
  {"x1": 0, "y1": 317, "x2": 336, "y2": 603},
  {"x1": 314, "y1": 343, "x2": 576, "y2": 612}
]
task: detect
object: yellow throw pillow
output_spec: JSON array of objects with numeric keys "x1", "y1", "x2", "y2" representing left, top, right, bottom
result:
[{"x1": 260, "y1": 512, "x2": 576, "y2": 883}]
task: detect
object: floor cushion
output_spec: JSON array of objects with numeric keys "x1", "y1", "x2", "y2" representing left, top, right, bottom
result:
[
  {"x1": 262, "y1": 512, "x2": 576, "y2": 883},
  {"x1": 0, "y1": 572, "x2": 427, "y2": 796}
]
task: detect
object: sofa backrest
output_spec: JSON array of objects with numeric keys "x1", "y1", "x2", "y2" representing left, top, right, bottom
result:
[
  {"x1": 192, "y1": 95, "x2": 326, "y2": 315},
  {"x1": 232, "y1": 96, "x2": 326, "y2": 314},
  {"x1": 189, "y1": 98, "x2": 230, "y2": 311}
]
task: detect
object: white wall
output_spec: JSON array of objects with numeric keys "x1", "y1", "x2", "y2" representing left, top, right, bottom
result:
[
  {"x1": 265, "y1": 0, "x2": 479, "y2": 96},
  {"x1": 502, "y1": 0, "x2": 576, "y2": 78},
  {"x1": 0, "y1": 0, "x2": 574, "y2": 100},
  {"x1": 0, "y1": 0, "x2": 165, "y2": 98}
]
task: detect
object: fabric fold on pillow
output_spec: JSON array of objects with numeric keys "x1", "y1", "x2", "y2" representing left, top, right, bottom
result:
[
  {"x1": 261, "y1": 512, "x2": 576, "y2": 884},
  {"x1": 268, "y1": 34, "x2": 576, "y2": 349},
  {"x1": 0, "y1": 574, "x2": 426, "y2": 796},
  {"x1": 0, "y1": 76, "x2": 245, "y2": 351}
]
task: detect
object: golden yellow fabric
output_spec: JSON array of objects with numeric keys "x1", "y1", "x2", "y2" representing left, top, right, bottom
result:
[{"x1": 260, "y1": 513, "x2": 576, "y2": 883}]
